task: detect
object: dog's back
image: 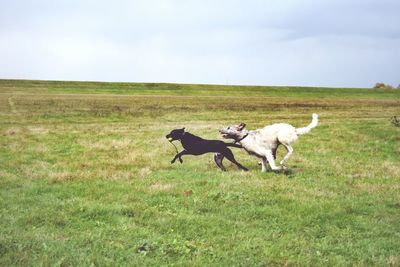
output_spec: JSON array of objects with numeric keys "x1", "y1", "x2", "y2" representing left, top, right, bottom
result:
[
  {"x1": 259, "y1": 123, "x2": 298, "y2": 145},
  {"x1": 180, "y1": 132, "x2": 233, "y2": 154}
]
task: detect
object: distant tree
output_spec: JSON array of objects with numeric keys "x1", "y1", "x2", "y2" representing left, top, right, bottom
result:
[
  {"x1": 374, "y1": 82, "x2": 394, "y2": 90},
  {"x1": 374, "y1": 82, "x2": 386, "y2": 89}
]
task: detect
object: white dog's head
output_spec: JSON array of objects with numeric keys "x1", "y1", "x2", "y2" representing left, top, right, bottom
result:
[{"x1": 219, "y1": 123, "x2": 248, "y2": 140}]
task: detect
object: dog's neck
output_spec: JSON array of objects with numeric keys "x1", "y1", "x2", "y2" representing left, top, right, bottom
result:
[
  {"x1": 179, "y1": 132, "x2": 203, "y2": 144},
  {"x1": 234, "y1": 130, "x2": 249, "y2": 143},
  {"x1": 235, "y1": 134, "x2": 248, "y2": 142}
]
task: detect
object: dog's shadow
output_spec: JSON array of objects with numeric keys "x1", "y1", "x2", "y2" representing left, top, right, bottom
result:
[
  {"x1": 226, "y1": 161, "x2": 299, "y2": 178},
  {"x1": 282, "y1": 166, "x2": 303, "y2": 178}
]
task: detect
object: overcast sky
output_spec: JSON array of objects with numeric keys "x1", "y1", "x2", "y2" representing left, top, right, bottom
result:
[{"x1": 0, "y1": 0, "x2": 399, "y2": 87}]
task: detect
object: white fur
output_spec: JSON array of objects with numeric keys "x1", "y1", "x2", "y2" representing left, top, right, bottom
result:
[{"x1": 221, "y1": 113, "x2": 318, "y2": 172}]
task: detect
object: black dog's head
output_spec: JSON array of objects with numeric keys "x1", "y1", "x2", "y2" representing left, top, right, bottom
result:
[{"x1": 166, "y1": 128, "x2": 185, "y2": 142}]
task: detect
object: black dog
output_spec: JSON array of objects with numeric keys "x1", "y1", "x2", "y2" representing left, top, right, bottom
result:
[{"x1": 166, "y1": 128, "x2": 248, "y2": 171}]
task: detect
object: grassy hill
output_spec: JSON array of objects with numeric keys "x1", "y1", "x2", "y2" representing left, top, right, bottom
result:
[
  {"x1": 1, "y1": 79, "x2": 399, "y2": 266},
  {"x1": 1, "y1": 79, "x2": 399, "y2": 98}
]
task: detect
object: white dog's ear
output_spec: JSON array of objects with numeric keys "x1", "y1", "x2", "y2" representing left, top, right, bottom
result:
[{"x1": 238, "y1": 123, "x2": 246, "y2": 130}]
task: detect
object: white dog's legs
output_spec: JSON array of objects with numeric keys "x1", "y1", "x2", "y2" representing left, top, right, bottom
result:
[
  {"x1": 260, "y1": 157, "x2": 268, "y2": 172},
  {"x1": 280, "y1": 144, "x2": 293, "y2": 166},
  {"x1": 265, "y1": 150, "x2": 282, "y2": 171}
]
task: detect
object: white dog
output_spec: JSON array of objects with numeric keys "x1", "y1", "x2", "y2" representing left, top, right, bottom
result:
[{"x1": 219, "y1": 114, "x2": 318, "y2": 172}]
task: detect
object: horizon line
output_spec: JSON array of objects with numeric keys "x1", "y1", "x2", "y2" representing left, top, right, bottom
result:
[{"x1": 0, "y1": 78, "x2": 371, "y2": 90}]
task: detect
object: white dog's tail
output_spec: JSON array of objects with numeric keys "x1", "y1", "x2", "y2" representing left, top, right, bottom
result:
[{"x1": 295, "y1": 113, "x2": 318, "y2": 135}]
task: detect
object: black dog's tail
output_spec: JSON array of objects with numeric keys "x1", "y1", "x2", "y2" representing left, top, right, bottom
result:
[{"x1": 225, "y1": 143, "x2": 242, "y2": 148}]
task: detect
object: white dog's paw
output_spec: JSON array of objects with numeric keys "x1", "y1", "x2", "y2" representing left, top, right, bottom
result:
[{"x1": 280, "y1": 164, "x2": 288, "y2": 171}]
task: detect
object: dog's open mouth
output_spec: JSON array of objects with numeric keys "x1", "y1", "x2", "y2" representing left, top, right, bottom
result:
[{"x1": 221, "y1": 134, "x2": 230, "y2": 139}]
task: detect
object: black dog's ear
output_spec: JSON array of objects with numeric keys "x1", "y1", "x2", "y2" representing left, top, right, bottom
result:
[
  {"x1": 238, "y1": 123, "x2": 246, "y2": 130},
  {"x1": 182, "y1": 127, "x2": 185, "y2": 131}
]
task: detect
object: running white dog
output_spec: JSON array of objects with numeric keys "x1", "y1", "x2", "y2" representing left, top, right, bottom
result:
[{"x1": 219, "y1": 114, "x2": 318, "y2": 172}]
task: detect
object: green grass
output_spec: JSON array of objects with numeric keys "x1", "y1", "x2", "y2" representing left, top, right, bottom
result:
[{"x1": 1, "y1": 79, "x2": 399, "y2": 266}]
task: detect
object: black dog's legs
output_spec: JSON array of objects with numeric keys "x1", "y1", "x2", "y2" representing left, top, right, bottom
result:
[
  {"x1": 171, "y1": 150, "x2": 189, "y2": 164},
  {"x1": 222, "y1": 148, "x2": 248, "y2": 171},
  {"x1": 214, "y1": 153, "x2": 227, "y2": 171}
]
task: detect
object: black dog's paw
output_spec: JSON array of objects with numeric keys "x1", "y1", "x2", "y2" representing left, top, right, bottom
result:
[
  {"x1": 179, "y1": 158, "x2": 183, "y2": 164},
  {"x1": 171, "y1": 159, "x2": 175, "y2": 164}
]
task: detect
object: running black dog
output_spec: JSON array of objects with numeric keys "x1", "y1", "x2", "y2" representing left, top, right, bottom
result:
[{"x1": 166, "y1": 128, "x2": 248, "y2": 171}]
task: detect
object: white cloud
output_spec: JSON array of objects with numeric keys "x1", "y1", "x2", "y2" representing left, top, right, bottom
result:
[{"x1": 0, "y1": 0, "x2": 399, "y2": 87}]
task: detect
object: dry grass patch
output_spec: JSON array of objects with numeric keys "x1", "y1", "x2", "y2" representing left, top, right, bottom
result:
[
  {"x1": 49, "y1": 171, "x2": 77, "y2": 182},
  {"x1": 79, "y1": 138, "x2": 132, "y2": 150},
  {"x1": 3, "y1": 127, "x2": 23, "y2": 136},
  {"x1": 148, "y1": 182, "x2": 175, "y2": 192},
  {"x1": 26, "y1": 126, "x2": 49, "y2": 135},
  {"x1": 353, "y1": 183, "x2": 400, "y2": 194},
  {"x1": 138, "y1": 167, "x2": 152, "y2": 179},
  {"x1": 301, "y1": 188, "x2": 338, "y2": 198}
]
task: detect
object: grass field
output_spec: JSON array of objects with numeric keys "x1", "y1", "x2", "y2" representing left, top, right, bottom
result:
[{"x1": 1, "y1": 79, "x2": 400, "y2": 266}]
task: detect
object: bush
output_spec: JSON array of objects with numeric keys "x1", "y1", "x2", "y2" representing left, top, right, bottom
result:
[
  {"x1": 374, "y1": 82, "x2": 394, "y2": 90},
  {"x1": 391, "y1": 116, "x2": 400, "y2": 127},
  {"x1": 374, "y1": 82, "x2": 385, "y2": 89}
]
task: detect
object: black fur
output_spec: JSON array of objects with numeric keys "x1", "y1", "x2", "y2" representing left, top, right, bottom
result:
[{"x1": 166, "y1": 128, "x2": 248, "y2": 171}]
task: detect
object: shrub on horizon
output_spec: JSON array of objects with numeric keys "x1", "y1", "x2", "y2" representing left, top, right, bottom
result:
[{"x1": 373, "y1": 82, "x2": 394, "y2": 91}]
